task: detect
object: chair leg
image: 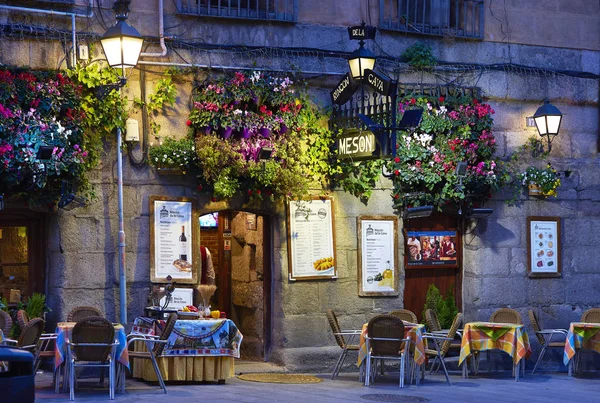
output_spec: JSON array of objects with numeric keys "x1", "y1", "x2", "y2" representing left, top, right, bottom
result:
[
  {"x1": 69, "y1": 361, "x2": 75, "y2": 401},
  {"x1": 399, "y1": 353, "x2": 405, "y2": 388},
  {"x1": 109, "y1": 359, "x2": 115, "y2": 400},
  {"x1": 532, "y1": 345, "x2": 547, "y2": 374},
  {"x1": 486, "y1": 350, "x2": 491, "y2": 371},
  {"x1": 438, "y1": 354, "x2": 451, "y2": 386},
  {"x1": 429, "y1": 356, "x2": 439, "y2": 375},
  {"x1": 364, "y1": 355, "x2": 371, "y2": 386},
  {"x1": 331, "y1": 348, "x2": 347, "y2": 379},
  {"x1": 575, "y1": 350, "x2": 581, "y2": 374},
  {"x1": 149, "y1": 354, "x2": 167, "y2": 393}
]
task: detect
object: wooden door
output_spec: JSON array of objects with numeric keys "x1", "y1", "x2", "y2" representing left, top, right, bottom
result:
[{"x1": 403, "y1": 213, "x2": 462, "y2": 321}]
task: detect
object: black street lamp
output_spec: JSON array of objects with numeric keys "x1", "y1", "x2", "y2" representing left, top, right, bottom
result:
[{"x1": 533, "y1": 99, "x2": 563, "y2": 153}]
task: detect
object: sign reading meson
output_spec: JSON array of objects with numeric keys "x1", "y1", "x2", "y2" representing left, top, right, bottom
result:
[{"x1": 336, "y1": 129, "x2": 378, "y2": 159}]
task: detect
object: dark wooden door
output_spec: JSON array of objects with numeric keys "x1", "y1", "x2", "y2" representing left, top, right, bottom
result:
[{"x1": 403, "y1": 213, "x2": 462, "y2": 321}]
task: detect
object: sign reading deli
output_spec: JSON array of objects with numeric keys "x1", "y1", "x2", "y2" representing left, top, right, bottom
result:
[{"x1": 335, "y1": 129, "x2": 379, "y2": 160}]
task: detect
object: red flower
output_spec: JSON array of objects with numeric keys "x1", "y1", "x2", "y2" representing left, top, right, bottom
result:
[
  {"x1": 186, "y1": 120, "x2": 192, "y2": 127},
  {"x1": 196, "y1": 184, "x2": 203, "y2": 191},
  {"x1": 211, "y1": 197, "x2": 217, "y2": 202},
  {"x1": 473, "y1": 99, "x2": 479, "y2": 104},
  {"x1": 393, "y1": 194, "x2": 399, "y2": 199},
  {"x1": 396, "y1": 144, "x2": 399, "y2": 149},
  {"x1": 394, "y1": 169, "x2": 400, "y2": 176},
  {"x1": 410, "y1": 98, "x2": 416, "y2": 105},
  {"x1": 247, "y1": 189, "x2": 253, "y2": 195},
  {"x1": 394, "y1": 157, "x2": 400, "y2": 163},
  {"x1": 439, "y1": 96, "x2": 445, "y2": 102},
  {"x1": 256, "y1": 189, "x2": 261, "y2": 194}
]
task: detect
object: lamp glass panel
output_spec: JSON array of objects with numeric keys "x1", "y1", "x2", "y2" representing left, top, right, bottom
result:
[
  {"x1": 361, "y1": 57, "x2": 376, "y2": 74},
  {"x1": 100, "y1": 37, "x2": 124, "y2": 67},
  {"x1": 547, "y1": 115, "x2": 561, "y2": 134},
  {"x1": 348, "y1": 57, "x2": 361, "y2": 79},
  {"x1": 534, "y1": 115, "x2": 547, "y2": 136},
  {"x1": 122, "y1": 37, "x2": 144, "y2": 67}
]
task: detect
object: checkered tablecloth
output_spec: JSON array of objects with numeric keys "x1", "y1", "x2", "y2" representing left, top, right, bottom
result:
[
  {"x1": 563, "y1": 322, "x2": 600, "y2": 366},
  {"x1": 358, "y1": 321, "x2": 426, "y2": 367},
  {"x1": 459, "y1": 322, "x2": 531, "y2": 366}
]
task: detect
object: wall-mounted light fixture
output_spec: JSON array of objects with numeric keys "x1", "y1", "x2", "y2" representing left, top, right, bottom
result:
[
  {"x1": 467, "y1": 207, "x2": 493, "y2": 219},
  {"x1": 403, "y1": 205, "x2": 433, "y2": 220},
  {"x1": 533, "y1": 99, "x2": 563, "y2": 153},
  {"x1": 347, "y1": 23, "x2": 377, "y2": 81}
]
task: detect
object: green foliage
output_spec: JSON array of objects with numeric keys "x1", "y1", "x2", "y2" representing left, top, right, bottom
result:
[
  {"x1": 422, "y1": 284, "x2": 458, "y2": 329},
  {"x1": 333, "y1": 159, "x2": 383, "y2": 204},
  {"x1": 135, "y1": 70, "x2": 178, "y2": 135},
  {"x1": 25, "y1": 292, "x2": 48, "y2": 319},
  {"x1": 519, "y1": 164, "x2": 561, "y2": 197},
  {"x1": 401, "y1": 43, "x2": 437, "y2": 69}
]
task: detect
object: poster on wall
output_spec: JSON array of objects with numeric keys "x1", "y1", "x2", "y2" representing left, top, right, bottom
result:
[
  {"x1": 150, "y1": 196, "x2": 199, "y2": 284},
  {"x1": 287, "y1": 197, "x2": 337, "y2": 280},
  {"x1": 358, "y1": 216, "x2": 398, "y2": 296},
  {"x1": 405, "y1": 230, "x2": 459, "y2": 269},
  {"x1": 527, "y1": 216, "x2": 561, "y2": 278}
]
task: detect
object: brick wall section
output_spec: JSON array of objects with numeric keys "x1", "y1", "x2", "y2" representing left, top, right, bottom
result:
[{"x1": 200, "y1": 228, "x2": 220, "y2": 276}]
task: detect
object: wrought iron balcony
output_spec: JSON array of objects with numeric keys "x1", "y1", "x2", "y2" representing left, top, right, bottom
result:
[
  {"x1": 176, "y1": 0, "x2": 298, "y2": 22},
  {"x1": 379, "y1": 0, "x2": 484, "y2": 39}
]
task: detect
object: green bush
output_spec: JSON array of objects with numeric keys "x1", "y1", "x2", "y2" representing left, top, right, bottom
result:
[{"x1": 422, "y1": 284, "x2": 458, "y2": 329}]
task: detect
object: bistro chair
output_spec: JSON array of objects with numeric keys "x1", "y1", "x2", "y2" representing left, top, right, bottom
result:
[
  {"x1": 390, "y1": 309, "x2": 418, "y2": 324},
  {"x1": 0, "y1": 310, "x2": 12, "y2": 335},
  {"x1": 68, "y1": 316, "x2": 117, "y2": 401},
  {"x1": 125, "y1": 312, "x2": 177, "y2": 393},
  {"x1": 581, "y1": 308, "x2": 600, "y2": 323},
  {"x1": 490, "y1": 308, "x2": 522, "y2": 324},
  {"x1": 17, "y1": 309, "x2": 29, "y2": 330},
  {"x1": 425, "y1": 312, "x2": 463, "y2": 379},
  {"x1": 326, "y1": 309, "x2": 361, "y2": 379},
  {"x1": 528, "y1": 310, "x2": 567, "y2": 374},
  {"x1": 425, "y1": 309, "x2": 442, "y2": 333},
  {"x1": 364, "y1": 314, "x2": 410, "y2": 388},
  {"x1": 67, "y1": 306, "x2": 103, "y2": 322},
  {"x1": 4, "y1": 317, "x2": 44, "y2": 354}
]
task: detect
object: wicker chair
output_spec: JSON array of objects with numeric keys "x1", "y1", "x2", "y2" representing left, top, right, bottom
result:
[
  {"x1": 490, "y1": 308, "x2": 522, "y2": 324},
  {"x1": 0, "y1": 310, "x2": 12, "y2": 335},
  {"x1": 581, "y1": 308, "x2": 600, "y2": 323},
  {"x1": 424, "y1": 312, "x2": 463, "y2": 383},
  {"x1": 528, "y1": 310, "x2": 567, "y2": 374},
  {"x1": 16, "y1": 309, "x2": 29, "y2": 330},
  {"x1": 67, "y1": 306, "x2": 103, "y2": 322},
  {"x1": 326, "y1": 309, "x2": 361, "y2": 379},
  {"x1": 364, "y1": 314, "x2": 410, "y2": 388},
  {"x1": 425, "y1": 309, "x2": 442, "y2": 333},
  {"x1": 68, "y1": 316, "x2": 117, "y2": 401},
  {"x1": 126, "y1": 313, "x2": 177, "y2": 393},
  {"x1": 5, "y1": 317, "x2": 45, "y2": 358},
  {"x1": 389, "y1": 309, "x2": 418, "y2": 324}
]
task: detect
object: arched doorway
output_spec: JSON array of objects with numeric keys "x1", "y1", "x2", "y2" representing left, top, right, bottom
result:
[{"x1": 199, "y1": 210, "x2": 272, "y2": 361}]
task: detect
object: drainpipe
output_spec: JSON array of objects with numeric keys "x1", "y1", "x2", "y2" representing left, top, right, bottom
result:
[
  {"x1": 0, "y1": 0, "x2": 95, "y2": 69},
  {"x1": 140, "y1": 0, "x2": 167, "y2": 58}
]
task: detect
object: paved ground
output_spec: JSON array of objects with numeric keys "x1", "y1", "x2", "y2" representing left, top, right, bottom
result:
[{"x1": 33, "y1": 362, "x2": 600, "y2": 403}]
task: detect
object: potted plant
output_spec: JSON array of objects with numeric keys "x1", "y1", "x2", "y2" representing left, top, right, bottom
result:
[{"x1": 520, "y1": 164, "x2": 561, "y2": 197}]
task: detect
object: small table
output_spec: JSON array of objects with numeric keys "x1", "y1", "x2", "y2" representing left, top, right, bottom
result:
[
  {"x1": 563, "y1": 322, "x2": 600, "y2": 376},
  {"x1": 131, "y1": 317, "x2": 243, "y2": 382},
  {"x1": 459, "y1": 322, "x2": 531, "y2": 381},
  {"x1": 358, "y1": 321, "x2": 426, "y2": 384}
]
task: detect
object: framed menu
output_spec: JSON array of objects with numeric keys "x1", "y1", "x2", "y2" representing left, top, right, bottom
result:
[
  {"x1": 358, "y1": 216, "x2": 399, "y2": 296},
  {"x1": 150, "y1": 196, "x2": 200, "y2": 284},
  {"x1": 287, "y1": 197, "x2": 337, "y2": 281},
  {"x1": 527, "y1": 216, "x2": 561, "y2": 278}
]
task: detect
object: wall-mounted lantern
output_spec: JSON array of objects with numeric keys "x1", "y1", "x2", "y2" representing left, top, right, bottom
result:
[{"x1": 533, "y1": 99, "x2": 563, "y2": 152}]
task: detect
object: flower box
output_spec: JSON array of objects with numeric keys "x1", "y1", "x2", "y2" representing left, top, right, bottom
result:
[
  {"x1": 157, "y1": 164, "x2": 185, "y2": 176},
  {"x1": 528, "y1": 184, "x2": 543, "y2": 196}
]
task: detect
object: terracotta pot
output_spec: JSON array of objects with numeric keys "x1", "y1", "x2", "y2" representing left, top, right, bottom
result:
[{"x1": 528, "y1": 184, "x2": 543, "y2": 196}]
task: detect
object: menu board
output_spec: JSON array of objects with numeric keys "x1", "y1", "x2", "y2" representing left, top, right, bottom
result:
[
  {"x1": 527, "y1": 216, "x2": 561, "y2": 278},
  {"x1": 287, "y1": 197, "x2": 336, "y2": 280},
  {"x1": 358, "y1": 216, "x2": 398, "y2": 296},
  {"x1": 150, "y1": 196, "x2": 199, "y2": 284}
]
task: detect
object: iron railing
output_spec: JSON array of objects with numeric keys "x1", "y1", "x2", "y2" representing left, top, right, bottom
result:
[
  {"x1": 330, "y1": 91, "x2": 394, "y2": 133},
  {"x1": 176, "y1": 0, "x2": 298, "y2": 22},
  {"x1": 379, "y1": 0, "x2": 484, "y2": 39}
]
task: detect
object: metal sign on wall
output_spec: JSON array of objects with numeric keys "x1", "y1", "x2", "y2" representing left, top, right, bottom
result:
[{"x1": 335, "y1": 129, "x2": 379, "y2": 160}]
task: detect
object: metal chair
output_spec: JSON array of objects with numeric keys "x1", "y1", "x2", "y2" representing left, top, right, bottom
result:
[
  {"x1": 389, "y1": 309, "x2": 418, "y2": 324},
  {"x1": 68, "y1": 316, "x2": 117, "y2": 400},
  {"x1": 67, "y1": 306, "x2": 103, "y2": 322},
  {"x1": 126, "y1": 312, "x2": 177, "y2": 393},
  {"x1": 0, "y1": 310, "x2": 12, "y2": 335},
  {"x1": 326, "y1": 309, "x2": 361, "y2": 379},
  {"x1": 581, "y1": 308, "x2": 600, "y2": 323},
  {"x1": 364, "y1": 314, "x2": 410, "y2": 388},
  {"x1": 425, "y1": 312, "x2": 463, "y2": 383},
  {"x1": 5, "y1": 317, "x2": 44, "y2": 354},
  {"x1": 528, "y1": 310, "x2": 567, "y2": 374}
]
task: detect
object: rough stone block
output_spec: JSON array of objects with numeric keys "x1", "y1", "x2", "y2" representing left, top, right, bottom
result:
[
  {"x1": 280, "y1": 315, "x2": 330, "y2": 348},
  {"x1": 563, "y1": 247, "x2": 600, "y2": 274},
  {"x1": 526, "y1": 278, "x2": 566, "y2": 305},
  {"x1": 510, "y1": 248, "x2": 527, "y2": 275},
  {"x1": 541, "y1": 304, "x2": 582, "y2": 329},
  {"x1": 565, "y1": 275, "x2": 600, "y2": 305},
  {"x1": 129, "y1": 216, "x2": 150, "y2": 253},
  {"x1": 463, "y1": 247, "x2": 510, "y2": 277},
  {"x1": 317, "y1": 281, "x2": 373, "y2": 314},
  {"x1": 282, "y1": 282, "x2": 320, "y2": 315},
  {"x1": 467, "y1": 219, "x2": 521, "y2": 248},
  {"x1": 232, "y1": 281, "x2": 263, "y2": 308},
  {"x1": 127, "y1": 252, "x2": 150, "y2": 283},
  {"x1": 476, "y1": 276, "x2": 527, "y2": 307},
  {"x1": 563, "y1": 219, "x2": 593, "y2": 246},
  {"x1": 60, "y1": 287, "x2": 117, "y2": 323},
  {"x1": 334, "y1": 217, "x2": 357, "y2": 249},
  {"x1": 62, "y1": 252, "x2": 116, "y2": 289}
]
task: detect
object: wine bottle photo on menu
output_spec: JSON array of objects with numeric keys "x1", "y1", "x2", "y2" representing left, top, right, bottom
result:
[{"x1": 179, "y1": 225, "x2": 188, "y2": 261}]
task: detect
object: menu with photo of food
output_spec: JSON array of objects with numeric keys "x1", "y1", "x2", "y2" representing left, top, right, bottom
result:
[
  {"x1": 528, "y1": 217, "x2": 561, "y2": 278},
  {"x1": 287, "y1": 197, "x2": 337, "y2": 280}
]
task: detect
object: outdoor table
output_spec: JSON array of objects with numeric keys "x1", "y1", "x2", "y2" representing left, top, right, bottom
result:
[
  {"x1": 357, "y1": 321, "x2": 426, "y2": 385},
  {"x1": 563, "y1": 322, "x2": 600, "y2": 376},
  {"x1": 459, "y1": 322, "x2": 531, "y2": 381},
  {"x1": 54, "y1": 322, "x2": 129, "y2": 393},
  {"x1": 0, "y1": 330, "x2": 6, "y2": 372},
  {"x1": 131, "y1": 316, "x2": 243, "y2": 382}
]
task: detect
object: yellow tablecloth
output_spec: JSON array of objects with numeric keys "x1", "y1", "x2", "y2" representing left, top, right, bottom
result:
[
  {"x1": 459, "y1": 322, "x2": 531, "y2": 366},
  {"x1": 563, "y1": 322, "x2": 600, "y2": 366}
]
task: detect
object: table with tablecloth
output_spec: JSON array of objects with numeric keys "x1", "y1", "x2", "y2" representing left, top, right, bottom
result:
[
  {"x1": 563, "y1": 322, "x2": 600, "y2": 376},
  {"x1": 459, "y1": 322, "x2": 531, "y2": 381},
  {"x1": 130, "y1": 316, "x2": 243, "y2": 382}
]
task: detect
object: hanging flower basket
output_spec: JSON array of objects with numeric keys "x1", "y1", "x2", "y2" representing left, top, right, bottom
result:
[
  {"x1": 157, "y1": 164, "x2": 185, "y2": 176},
  {"x1": 528, "y1": 184, "x2": 543, "y2": 196}
]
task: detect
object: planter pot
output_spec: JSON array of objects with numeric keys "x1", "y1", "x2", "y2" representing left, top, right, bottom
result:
[
  {"x1": 259, "y1": 127, "x2": 271, "y2": 138},
  {"x1": 240, "y1": 128, "x2": 252, "y2": 139},
  {"x1": 196, "y1": 126, "x2": 212, "y2": 136},
  {"x1": 278, "y1": 123, "x2": 288, "y2": 135},
  {"x1": 157, "y1": 164, "x2": 185, "y2": 176},
  {"x1": 219, "y1": 126, "x2": 233, "y2": 139},
  {"x1": 528, "y1": 184, "x2": 543, "y2": 196}
]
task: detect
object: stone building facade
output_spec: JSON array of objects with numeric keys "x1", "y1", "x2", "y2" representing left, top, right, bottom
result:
[{"x1": 0, "y1": 0, "x2": 598, "y2": 371}]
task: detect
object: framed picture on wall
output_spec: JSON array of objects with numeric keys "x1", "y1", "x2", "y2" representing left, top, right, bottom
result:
[
  {"x1": 358, "y1": 216, "x2": 399, "y2": 296},
  {"x1": 150, "y1": 196, "x2": 200, "y2": 284},
  {"x1": 287, "y1": 196, "x2": 337, "y2": 281},
  {"x1": 404, "y1": 230, "x2": 459, "y2": 269},
  {"x1": 527, "y1": 216, "x2": 561, "y2": 278}
]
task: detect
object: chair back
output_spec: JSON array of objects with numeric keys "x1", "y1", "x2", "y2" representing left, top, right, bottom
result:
[
  {"x1": 581, "y1": 308, "x2": 600, "y2": 323},
  {"x1": 389, "y1": 309, "x2": 418, "y2": 324},
  {"x1": 67, "y1": 306, "x2": 103, "y2": 322},
  {"x1": 72, "y1": 316, "x2": 115, "y2": 362},
  {"x1": 440, "y1": 313, "x2": 463, "y2": 356},
  {"x1": 425, "y1": 309, "x2": 442, "y2": 332},
  {"x1": 367, "y1": 314, "x2": 405, "y2": 356},
  {"x1": 528, "y1": 310, "x2": 546, "y2": 346},
  {"x1": 18, "y1": 317, "x2": 44, "y2": 352},
  {"x1": 326, "y1": 309, "x2": 346, "y2": 349},
  {"x1": 490, "y1": 308, "x2": 522, "y2": 324},
  {"x1": 154, "y1": 313, "x2": 177, "y2": 356},
  {"x1": 17, "y1": 309, "x2": 29, "y2": 330},
  {"x1": 0, "y1": 310, "x2": 12, "y2": 335}
]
